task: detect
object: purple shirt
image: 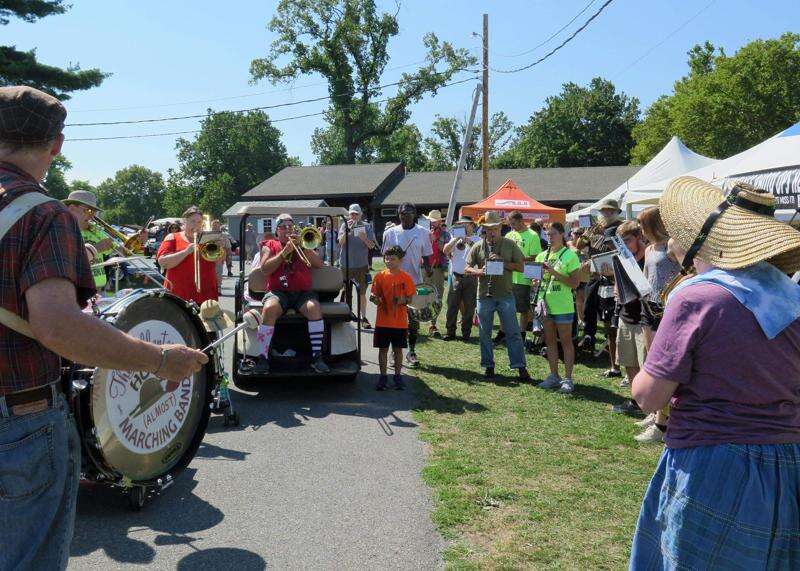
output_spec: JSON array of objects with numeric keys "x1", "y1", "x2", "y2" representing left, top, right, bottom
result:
[{"x1": 645, "y1": 283, "x2": 800, "y2": 449}]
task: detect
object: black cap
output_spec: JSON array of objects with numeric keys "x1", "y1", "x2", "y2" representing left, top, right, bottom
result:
[{"x1": 0, "y1": 86, "x2": 66, "y2": 144}]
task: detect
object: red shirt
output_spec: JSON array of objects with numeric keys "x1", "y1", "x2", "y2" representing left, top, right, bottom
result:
[
  {"x1": 157, "y1": 232, "x2": 218, "y2": 305},
  {"x1": 370, "y1": 269, "x2": 415, "y2": 329},
  {"x1": 0, "y1": 162, "x2": 96, "y2": 395},
  {"x1": 263, "y1": 239, "x2": 312, "y2": 292}
]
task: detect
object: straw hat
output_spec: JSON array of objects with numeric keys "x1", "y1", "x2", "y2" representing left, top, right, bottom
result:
[
  {"x1": 659, "y1": 176, "x2": 800, "y2": 273},
  {"x1": 424, "y1": 209, "x2": 443, "y2": 222},
  {"x1": 63, "y1": 190, "x2": 102, "y2": 211},
  {"x1": 480, "y1": 211, "x2": 502, "y2": 228},
  {"x1": 199, "y1": 300, "x2": 234, "y2": 332}
]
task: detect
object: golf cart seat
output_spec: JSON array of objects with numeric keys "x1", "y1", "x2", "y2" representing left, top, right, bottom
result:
[{"x1": 247, "y1": 265, "x2": 353, "y2": 321}]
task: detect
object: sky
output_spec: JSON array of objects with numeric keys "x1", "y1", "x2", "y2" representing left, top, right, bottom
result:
[{"x1": 5, "y1": 0, "x2": 800, "y2": 185}]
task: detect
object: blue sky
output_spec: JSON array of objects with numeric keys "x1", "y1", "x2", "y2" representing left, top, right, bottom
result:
[{"x1": 5, "y1": 0, "x2": 799, "y2": 184}]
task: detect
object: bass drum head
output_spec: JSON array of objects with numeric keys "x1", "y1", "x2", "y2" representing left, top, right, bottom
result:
[{"x1": 90, "y1": 294, "x2": 211, "y2": 484}]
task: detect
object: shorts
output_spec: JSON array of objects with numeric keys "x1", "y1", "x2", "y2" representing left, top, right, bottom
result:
[
  {"x1": 373, "y1": 327, "x2": 408, "y2": 349},
  {"x1": 265, "y1": 290, "x2": 318, "y2": 312},
  {"x1": 346, "y1": 266, "x2": 369, "y2": 293},
  {"x1": 616, "y1": 320, "x2": 646, "y2": 368},
  {"x1": 512, "y1": 284, "x2": 532, "y2": 313},
  {"x1": 545, "y1": 312, "x2": 574, "y2": 324}
]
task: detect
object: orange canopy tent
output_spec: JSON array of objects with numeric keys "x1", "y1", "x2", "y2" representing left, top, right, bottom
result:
[{"x1": 460, "y1": 179, "x2": 566, "y2": 223}]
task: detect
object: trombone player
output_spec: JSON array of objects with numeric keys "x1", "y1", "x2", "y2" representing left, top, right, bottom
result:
[
  {"x1": 63, "y1": 190, "x2": 147, "y2": 290},
  {"x1": 156, "y1": 205, "x2": 220, "y2": 304},
  {"x1": 239, "y1": 213, "x2": 330, "y2": 375}
]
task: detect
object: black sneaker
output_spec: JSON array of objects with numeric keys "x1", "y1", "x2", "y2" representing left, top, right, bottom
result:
[
  {"x1": 393, "y1": 375, "x2": 406, "y2": 390},
  {"x1": 443, "y1": 333, "x2": 456, "y2": 341},
  {"x1": 612, "y1": 400, "x2": 643, "y2": 416},
  {"x1": 577, "y1": 335, "x2": 595, "y2": 352},
  {"x1": 518, "y1": 368, "x2": 531, "y2": 382},
  {"x1": 484, "y1": 367, "x2": 496, "y2": 379},
  {"x1": 311, "y1": 356, "x2": 331, "y2": 373},
  {"x1": 239, "y1": 356, "x2": 269, "y2": 376},
  {"x1": 376, "y1": 376, "x2": 388, "y2": 391},
  {"x1": 602, "y1": 369, "x2": 623, "y2": 378}
]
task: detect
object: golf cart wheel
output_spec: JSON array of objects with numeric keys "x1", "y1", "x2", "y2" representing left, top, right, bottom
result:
[{"x1": 128, "y1": 486, "x2": 146, "y2": 511}]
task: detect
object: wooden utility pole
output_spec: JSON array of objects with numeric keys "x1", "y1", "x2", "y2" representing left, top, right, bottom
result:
[{"x1": 482, "y1": 13, "x2": 489, "y2": 198}]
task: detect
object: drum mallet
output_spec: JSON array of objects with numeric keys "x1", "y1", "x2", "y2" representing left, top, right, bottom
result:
[{"x1": 202, "y1": 309, "x2": 262, "y2": 353}]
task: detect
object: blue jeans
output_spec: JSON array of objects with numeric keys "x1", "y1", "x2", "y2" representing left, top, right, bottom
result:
[
  {"x1": 0, "y1": 392, "x2": 80, "y2": 571},
  {"x1": 477, "y1": 294, "x2": 526, "y2": 369}
]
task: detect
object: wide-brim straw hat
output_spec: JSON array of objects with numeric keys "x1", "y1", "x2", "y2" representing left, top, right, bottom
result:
[
  {"x1": 199, "y1": 300, "x2": 234, "y2": 332},
  {"x1": 63, "y1": 190, "x2": 102, "y2": 211},
  {"x1": 425, "y1": 209, "x2": 443, "y2": 222},
  {"x1": 659, "y1": 176, "x2": 800, "y2": 273}
]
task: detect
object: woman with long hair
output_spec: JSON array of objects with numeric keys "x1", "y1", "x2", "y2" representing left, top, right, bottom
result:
[
  {"x1": 630, "y1": 177, "x2": 800, "y2": 569},
  {"x1": 534, "y1": 222, "x2": 581, "y2": 393}
]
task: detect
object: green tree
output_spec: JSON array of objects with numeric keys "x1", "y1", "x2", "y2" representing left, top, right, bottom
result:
[
  {"x1": 96, "y1": 165, "x2": 166, "y2": 225},
  {"x1": 43, "y1": 153, "x2": 70, "y2": 199},
  {"x1": 251, "y1": 0, "x2": 475, "y2": 164},
  {"x1": 164, "y1": 110, "x2": 296, "y2": 218},
  {"x1": 0, "y1": 1, "x2": 108, "y2": 99},
  {"x1": 505, "y1": 78, "x2": 640, "y2": 168},
  {"x1": 423, "y1": 111, "x2": 514, "y2": 171},
  {"x1": 69, "y1": 179, "x2": 95, "y2": 192},
  {"x1": 632, "y1": 34, "x2": 800, "y2": 162}
]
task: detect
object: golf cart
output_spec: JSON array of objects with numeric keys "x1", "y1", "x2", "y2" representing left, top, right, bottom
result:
[{"x1": 232, "y1": 206, "x2": 361, "y2": 385}]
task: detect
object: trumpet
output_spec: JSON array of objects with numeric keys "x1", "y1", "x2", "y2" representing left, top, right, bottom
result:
[{"x1": 285, "y1": 226, "x2": 321, "y2": 268}]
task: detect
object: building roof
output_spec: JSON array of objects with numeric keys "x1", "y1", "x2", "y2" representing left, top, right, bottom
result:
[
  {"x1": 375, "y1": 166, "x2": 642, "y2": 207},
  {"x1": 242, "y1": 163, "x2": 403, "y2": 200},
  {"x1": 222, "y1": 199, "x2": 328, "y2": 218}
]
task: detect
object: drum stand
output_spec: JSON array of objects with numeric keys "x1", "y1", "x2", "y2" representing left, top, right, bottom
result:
[{"x1": 209, "y1": 334, "x2": 240, "y2": 427}]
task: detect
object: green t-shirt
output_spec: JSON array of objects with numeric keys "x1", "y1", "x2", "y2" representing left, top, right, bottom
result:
[
  {"x1": 82, "y1": 226, "x2": 111, "y2": 288},
  {"x1": 506, "y1": 228, "x2": 543, "y2": 286},
  {"x1": 535, "y1": 247, "x2": 581, "y2": 315},
  {"x1": 466, "y1": 237, "x2": 524, "y2": 299}
]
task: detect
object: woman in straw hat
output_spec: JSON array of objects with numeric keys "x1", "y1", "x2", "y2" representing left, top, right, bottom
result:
[{"x1": 629, "y1": 177, "x2": 800, "y2": 569}]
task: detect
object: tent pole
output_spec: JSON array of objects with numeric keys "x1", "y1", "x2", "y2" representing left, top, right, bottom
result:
[{"x1": 445, "y1": 83, "x2": 482, "y2": 227}]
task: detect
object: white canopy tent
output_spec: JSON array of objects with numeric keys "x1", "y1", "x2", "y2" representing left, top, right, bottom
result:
[{"x1": 566, "y1": 136, "x2": 715, "y2": 222}]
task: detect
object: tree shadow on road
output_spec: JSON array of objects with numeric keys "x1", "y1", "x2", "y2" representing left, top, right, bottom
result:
[
  {"x1": 220, "y1": 371, "x2": 486, "y2": 432},
  {"x1": 71, "y1": 468, "x2": 262, "y2": 566}
]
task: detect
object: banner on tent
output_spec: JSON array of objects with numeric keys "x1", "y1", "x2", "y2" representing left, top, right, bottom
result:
[
  {"x1": 724, "y1": 169, "x2": 800, "y2": 207},
  {"x1": 495, "y1": 199, "x2": 530, "y2": 207}
]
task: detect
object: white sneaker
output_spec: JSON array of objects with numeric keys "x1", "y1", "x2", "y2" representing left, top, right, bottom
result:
[
  {"x1": 619, "y1": 377, "x2": 631, "y2": 388},
  {"x1": 559, "y1": 378, "x2": 575, "y2": 394},
  {"x1": 634, "y1": 424, "x2": 665, "y2": 443},
  {"x1": 538, "y1": 373, "x2": 562, "y2": 389},
  {"x1": 635, "y1": 412, "x2": 656, "y2": 428}
]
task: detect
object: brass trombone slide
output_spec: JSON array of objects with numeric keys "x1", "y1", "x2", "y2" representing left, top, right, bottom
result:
[{"x1": 90, "y1": 215, "x2": 165, "y2": 288}]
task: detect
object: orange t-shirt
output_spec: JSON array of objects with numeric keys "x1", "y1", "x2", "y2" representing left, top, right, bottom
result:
[{"x1": 371, "y1": 269, "x2": 416, "y2": 329}]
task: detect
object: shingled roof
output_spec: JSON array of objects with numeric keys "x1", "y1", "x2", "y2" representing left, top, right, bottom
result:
[
  {"x1": 242, "y1": 162, "x2": 404, "y2": 200},
  {"x1": 374, "y1": 166, "x2": 642, "y2": 207}
]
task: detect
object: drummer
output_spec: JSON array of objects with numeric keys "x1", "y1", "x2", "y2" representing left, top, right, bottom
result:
[{"x1": 0, "y1": 86, "x2": 207, "y2": 571}]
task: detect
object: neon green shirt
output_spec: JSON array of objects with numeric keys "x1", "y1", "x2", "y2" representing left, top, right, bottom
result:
[
  {"x1": 535, "y1": 247, "x2": 580, "y2": 315},
  {"x1": 506, "y1": 228, "x2": 542, "y2": 286},
  {"x1": 82, "y1": 226, "x2": 111, "y2": 288}
]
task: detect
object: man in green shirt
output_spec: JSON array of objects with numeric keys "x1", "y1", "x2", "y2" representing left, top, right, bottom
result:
[
  {"x1": 505, "y1": 210, "x2": 542, "y2": 343},
  {"x1": 465, "y1": 211, "x2": 530, "y2": 382},
  {"x1": 64, "y1": 190, "x2": 114, "y2": 289}
]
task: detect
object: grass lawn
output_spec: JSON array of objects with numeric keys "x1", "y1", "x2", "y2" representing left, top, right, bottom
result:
[{"x1": 409, "y1": 306, "x2": 662, "y2": 569}]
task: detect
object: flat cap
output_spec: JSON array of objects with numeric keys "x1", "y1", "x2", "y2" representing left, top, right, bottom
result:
[{"x1": 0, "y1": 86, "x2": 67, "y2": 144}]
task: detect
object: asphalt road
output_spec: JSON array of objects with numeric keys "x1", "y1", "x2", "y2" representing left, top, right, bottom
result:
[{"x1": 69, "y1": 275, "x2": 443, "y2": 570}]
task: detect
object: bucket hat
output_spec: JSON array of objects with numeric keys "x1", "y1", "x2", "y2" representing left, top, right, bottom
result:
[
  {"x1": 63, "y1": 190, "x2": 102, "y2": 211},
  {"x1": 479, "y1": 211, "x2": 502, "y2": 228}
]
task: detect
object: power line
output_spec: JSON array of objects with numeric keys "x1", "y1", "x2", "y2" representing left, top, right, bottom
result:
[
  {"x1": 491, "y1": 0, "x2": 597, "y2": 59},
  {"x1": 491, "y1": 0, "x2": 616, "y2": 74},
  {"x1": 68, "y1": 59, "x2": 432, "y2": 113},
  {"x1": 66, "y1": 70, "x2": 476, "y2": 127},
  {"x1": 613, "y1": 0, "x2": 715, "y2": 79},
  {"x1": 65, "y1": 78, "x2": 478, "y2": 142}
]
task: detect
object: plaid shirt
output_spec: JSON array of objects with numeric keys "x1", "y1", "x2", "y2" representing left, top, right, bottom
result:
[{"x1": 0, "y1": 162, "x2": 96, "y2": 396}]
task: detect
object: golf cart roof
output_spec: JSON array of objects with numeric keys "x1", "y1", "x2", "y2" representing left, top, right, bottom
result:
[{"x1": 235, "y1": 205, "x2": 348, "y2": 217}]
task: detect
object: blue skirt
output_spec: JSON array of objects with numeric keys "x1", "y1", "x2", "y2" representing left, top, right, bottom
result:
[{"x1": 630, "y1": 443, "x2": 800, "y2": 570}]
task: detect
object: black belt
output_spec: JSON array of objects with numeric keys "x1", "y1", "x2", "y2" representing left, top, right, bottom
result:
[{"x1": 2, "y1": 382, "x2": 62, "y2": 416}]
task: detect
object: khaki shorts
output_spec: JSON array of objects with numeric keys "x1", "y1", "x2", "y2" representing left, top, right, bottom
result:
[{"x1": 616, "y1": 320, "x2": 646, "y2": 368}]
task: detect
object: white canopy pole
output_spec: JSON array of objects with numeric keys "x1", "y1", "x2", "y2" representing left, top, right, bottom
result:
[{"x1": 445, "y1": 84, "x2": 482, "y2": 227}]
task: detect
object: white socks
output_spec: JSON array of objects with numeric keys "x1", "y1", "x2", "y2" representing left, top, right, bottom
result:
[
  {"x1": 256, "y1": 325, "x2": 274, "y2": 357},
  {"x1": 308, "y1": 319, "x2": 324, "y2": 357}
]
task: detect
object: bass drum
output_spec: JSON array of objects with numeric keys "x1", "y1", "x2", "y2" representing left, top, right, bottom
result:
[{"x1": 73, "y1": 290, "x2": 214, "y2": 486}]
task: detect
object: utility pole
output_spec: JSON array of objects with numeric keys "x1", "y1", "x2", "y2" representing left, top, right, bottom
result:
[{"x1": 482, "y1": 13, "x2": 489, "y2": 198}]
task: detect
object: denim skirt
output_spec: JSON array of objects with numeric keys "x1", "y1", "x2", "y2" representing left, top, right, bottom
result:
[{"x1": 630, "y1": 443, "x2": 800, "y2": 570}]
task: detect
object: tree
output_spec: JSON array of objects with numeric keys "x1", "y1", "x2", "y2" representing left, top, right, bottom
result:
[
  {"x1": 632, "y1": 34, "x2": 800, "y2": 162},
  {"x1": 164, "y1": 110, "x2": 297, "y2": 218},
  {"x1": 423, "y1": 111, "x2": 514, "y2": 171},
  {"x1": 251, "y1": 0, "x2": 475, "y2": 164},
  {"x1": 96, "y1": 166, "x2": 166, "y2": 225},
  {"x1": 43, "y1": 154, "x2": 70, "y2": 199},
  {"x1": 0, "y1": 1, "x2": 108, "y2": 99},
  {"x1": 504, "y1": 78, "x2": 640, "y2": 168}
]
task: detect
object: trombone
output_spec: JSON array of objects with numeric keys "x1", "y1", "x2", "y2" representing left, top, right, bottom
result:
[
  {"x1": 89, "y1": 215, "x2": 166, "y2": 288},
  {"x1": 194, "y1": 215, "x2": 225, "y2": 292},
  {"x1": 285, "y1": 226, "x2": 321, "y2": 268}
]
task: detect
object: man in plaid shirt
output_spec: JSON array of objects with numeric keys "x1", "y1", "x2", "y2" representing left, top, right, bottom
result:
[{"x1": 0, "y1": 87, "x2": 209, "y2": 571}]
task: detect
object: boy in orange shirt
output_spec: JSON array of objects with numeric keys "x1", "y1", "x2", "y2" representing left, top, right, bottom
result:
[{"x1": 370, "y1": 245, "x2": 415, "y2": 390}]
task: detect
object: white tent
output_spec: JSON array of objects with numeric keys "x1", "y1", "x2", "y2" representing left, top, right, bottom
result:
[{"x1": 566, "y1": 136, "x2": 715, "y2": 222}]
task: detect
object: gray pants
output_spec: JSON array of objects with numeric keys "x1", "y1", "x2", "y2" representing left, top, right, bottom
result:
[{"x1": 445, "y1": 273, "x2": 478, "y2": 337}]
